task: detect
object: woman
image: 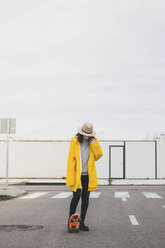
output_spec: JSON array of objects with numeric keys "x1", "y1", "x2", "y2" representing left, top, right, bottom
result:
[{"x1": 66, "y1": 122, "x2": 103, "y2": 231}]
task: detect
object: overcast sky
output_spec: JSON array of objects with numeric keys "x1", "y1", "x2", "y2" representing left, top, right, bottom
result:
[{"x1": 0, "y1": 0, "x2": 165, "y2": 140}]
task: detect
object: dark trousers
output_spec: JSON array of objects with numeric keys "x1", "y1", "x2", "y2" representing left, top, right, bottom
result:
[{"x1": 69, "y1": 175, "x2": 90, "y2": 221}]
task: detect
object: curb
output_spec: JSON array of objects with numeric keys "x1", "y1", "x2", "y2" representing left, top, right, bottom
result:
[
  {"x1": 110, "y1": 179, "x2": 165, "y2": 186},
  {"x1": 0, "y1": 187, "x2": 28, "y2": 200},
  {"x1": 1, "y1": 179, "x2": 165, "y2": 187}
]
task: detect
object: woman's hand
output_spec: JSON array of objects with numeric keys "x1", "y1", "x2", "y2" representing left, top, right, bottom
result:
[{"x1": 89, "y1": 137, "x2": 95, "y2": 144}]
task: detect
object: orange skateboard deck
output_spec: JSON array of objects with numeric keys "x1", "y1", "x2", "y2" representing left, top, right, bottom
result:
[{"x1": 68, "y1": 213, "x2": 81, "y2": 233}]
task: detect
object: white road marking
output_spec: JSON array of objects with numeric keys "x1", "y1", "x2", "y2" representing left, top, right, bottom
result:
[
  {"x1": 19, "y1": 192, "x2": 49, "y2": 199},
  {"x1": 89, "y1": 192, "x2": 102, "y2": 198},
  {"x1": 51, "y1": 192, "x2": 72, "y2": 198},
  {"x1": 129, "y1": 215, "x2": 139, "y2": 225},
  {"x1": 115, "y1": 192, "x2": 130, "y2": 201},
  {"x1": 142, "y1": 192, "x2": 162, "y2": 198},
  {"x1": 121, "y1": 197, "x2": 127, "y2": 201}
]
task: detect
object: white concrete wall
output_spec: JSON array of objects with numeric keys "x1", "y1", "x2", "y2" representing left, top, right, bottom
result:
[
  {"x1": 0, "y1": 140, "x2": 6, "y2": 177},
  {"x1": 0, "y1": 140, "x2": 70, "y2": 178},
  {"x1": 0, "y1": 139, "x2": 123, "y2": 179},
  {"x1": 0, "y1": 137, "x2": 164, "y2": 179},
  {"x1": 156, "y1": 134, "x2": 165, "y2": 178},
  {"x1": 125, "y1": 141, "x2": 156, "y2": 179}
]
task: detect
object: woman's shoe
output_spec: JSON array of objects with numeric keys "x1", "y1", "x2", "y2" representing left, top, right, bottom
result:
[{"x1": 79, "y1": 219, "x2": 89, "y2": 231}]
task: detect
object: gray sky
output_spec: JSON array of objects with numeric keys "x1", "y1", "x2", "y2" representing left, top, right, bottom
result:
[{"x1": 0, "y1": 0, "x2": 165, "y2": 140}]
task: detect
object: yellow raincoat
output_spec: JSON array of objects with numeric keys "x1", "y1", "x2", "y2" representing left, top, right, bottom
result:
[{"x1": 66, "y1": 136, "x2": 103, "y2": 192}]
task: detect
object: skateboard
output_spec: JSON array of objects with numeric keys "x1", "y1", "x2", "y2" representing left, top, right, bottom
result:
[{"x1": 68, "y1": 213, "x2": 81, "y2": 233}]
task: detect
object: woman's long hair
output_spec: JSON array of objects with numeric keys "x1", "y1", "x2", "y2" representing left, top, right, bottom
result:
[
  {"x1": 75, "y1": 132, "x2": 95, "y2": 143},
  {"x1": 75, "y1": 132, "x2": 85, "y2": 143}
]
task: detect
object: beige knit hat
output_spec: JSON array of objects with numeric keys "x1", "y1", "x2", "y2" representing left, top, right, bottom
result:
[{"x1": 78, "y1": 122, "x2": 96, "y2": 137}]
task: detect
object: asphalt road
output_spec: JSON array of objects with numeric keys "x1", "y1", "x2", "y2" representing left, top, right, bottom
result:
[{"x1": 0, "y1": 184, "x2": 165, "y2": 248}]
